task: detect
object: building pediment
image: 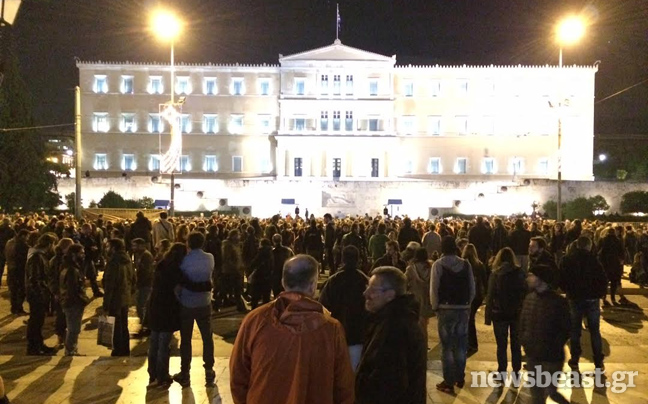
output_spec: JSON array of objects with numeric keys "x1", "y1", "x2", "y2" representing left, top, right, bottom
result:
[{"x1": 279, "y1": 40, "x2": 396, "y2": 65}]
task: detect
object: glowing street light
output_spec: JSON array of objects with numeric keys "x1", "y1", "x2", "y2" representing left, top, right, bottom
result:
[
  {"x1": 150, "y1": 9, "x2": 183, "y2": 216},
  {"x1": 598, "y1": 153, "x2": 607, "y2": 162},
  {"x1": 554, "y1": 15, "x2": 586, "y2": 221}
]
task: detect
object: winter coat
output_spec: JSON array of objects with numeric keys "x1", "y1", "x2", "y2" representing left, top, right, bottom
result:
[
  {"x1": 560, "y1": 248, "x2": 608, "y2": 300},
  {"x1": 355, "y1": 294, "x2": 427, "y2": 404},
  {"x1": 468, "y1": 224, "x2": 492, "y2": 262},
  {"x1": 249, "y1": 245, "x2": 274, "y2": 285},
  {"x1": 147, "y1": 258, "x2": 182, "y2": 332},
  {"x1": 130, "y1": 216, "x2": 152, "y2": 243},
  {"x1": 519, "y1": 288, "x2": 570, "y2": 363},
  {"x1": 25, "y1": 248, "x2": 51, "y2": 303},
  {"x1": 134, "y1": 250, "x2": 155, "y2": 289},
  {"x1": 230, "y1": 292, "x2": 354, "y2": 404},
  {"x1": 484, "y1": 262, "x2": 526, "y2": 324},
  {"x1": 508, "y1": 229, "x2": 531, "y2": 256},
  {"x1": 319, "y1": 265, "x2": 370, "y2": 345},
  {"x1": 405, "y1": 261, "x2": 434, "y2": 318},
  {"x1": 397, "y1": 226, "x2": 420, "y2": 252},
  {"x1": 372, "y1": 253, "x2": 407, "y2": 273},
  {"x1": 103, "y1": 251, "x2": 136, "y2": 313},
  {"x1": 59, "y1": 261, "x2": 91, "y2": 308},
  {"x1": 222, "y1": 239, "x2": 243, "y2": 275},
  {"x1": 598, "y1": 233, "x2": 625, "y2": 281}
]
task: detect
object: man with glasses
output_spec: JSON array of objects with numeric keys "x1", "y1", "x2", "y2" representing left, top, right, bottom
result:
[{"x1": 355, "y1": 266, "x2": 427, "y2": 404}]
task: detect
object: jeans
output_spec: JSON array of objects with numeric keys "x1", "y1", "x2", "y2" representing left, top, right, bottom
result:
[
  {"x1": 179, "y1": 304, "x2": 214, "y2": 375},
  {"x1": 85, "y1": 260, "x2": 100, "y2": 295},
  {"x1": 54, "y1": 300, "x2": 67, "y2": 339},
  {"x1": 437, "y1": 308, "x2": 470, "y2": 384},
  {"x1": 148, "y1": 331, "x2": 173, "y2": 381},
  {"x1": 569, "y1": 299, "x2": 604, "y2": 366},
  {"x1": 137, "y1": 286, "x2": 152, "y2": 325},
  {"x1": 7, "y1": 267, "x2": 25, "y2": 313},
  {"x1": 527, "y1": 361, "x2": 564, "y2": 404},
  {"x1": 348, "y1": 344, "x2": 363, "y2": 372},
  {"x1": 493, "y1": 320, "x2": 521, "y2": 372},
  {"x1": 27, "y1": 298, "x2": 47, "y2": 351},
  {"x1": 63, "y1": 305, "x2": 84, "y2": 354}
]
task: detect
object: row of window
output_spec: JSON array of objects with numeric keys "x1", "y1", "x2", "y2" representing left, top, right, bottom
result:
[
  {"x1": 93, "y1": 74, "x2": 579, "y2": 98},
  {"x1": 93, "y1": 153, "x2": 263, "y2": 173},
  {"x1": 91, "y1": 113, "x2": 273, "y2": 135},
  {"x1": 93, "y1": 75, "x2": 261, "y2": 96}
]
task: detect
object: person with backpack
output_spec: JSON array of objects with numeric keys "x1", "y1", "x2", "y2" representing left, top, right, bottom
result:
[
  {"x1": 484, "y1": 247, "x2": 527, "y2": 379},
  {"x1": 430, "y1": 236, "x2": 475, "y2": 394}
]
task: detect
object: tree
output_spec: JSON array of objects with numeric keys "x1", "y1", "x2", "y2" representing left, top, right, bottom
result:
[
  {"x1": 0, "y1": 34, "x2": 59, "y2": 212},
  {"x1": 65, "y1": 192, "x2": 76, "y2": 214},
  {"x1": 620, "y1": 191, "x2": 648, "y2": 214},
  {"x1": 98, "y1": 191, "x2": 126, "y2": 208},
  {"x1": 542, "y1": 195, "x2": 609, "y2": 219},
  {"x1": 138, "y1": 197, "x2": 154, "y2": 209}
]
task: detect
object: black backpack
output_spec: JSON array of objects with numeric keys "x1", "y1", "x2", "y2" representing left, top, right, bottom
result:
[{"x1": 438, "y1": 261, "x2": 471, "y2": 305}]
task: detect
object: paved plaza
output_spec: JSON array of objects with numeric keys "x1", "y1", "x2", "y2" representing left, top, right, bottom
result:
[{"x1": 0, "y1": 270, "x2": 647, "y2": 404}]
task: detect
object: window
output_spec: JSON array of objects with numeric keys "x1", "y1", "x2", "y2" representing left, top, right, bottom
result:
[
  {"x1": 320, "y1": 111, "x2": 329, "y2": 131},
  {"x1": 92, "y1": 113, "x2": 109, "y2": 132},
  {"x1": 93, "y1": 75, "x2": 108, "y2": 93},
  {"x1": 203, "y1": 114, "x2": 218, "y2": 134},
  {"x1": 295, "y1": 78, "x2": 305, "y2": 95},
  {"x1": 345, "y1": 111, "x2": 353, "y2": 131},
  {"x1": 180, "y1": 114, "x2": 192, "y2": 133},
  {"x1": 482, "y1": 157, "x2": 496, "y2": 174},
  {"x1": 148, "y1": 114, "x2": 163, "y2": 133},
  {"x1": 510, "y1": 157, "x2": 524, "y2": 174},
  {"x1": 295, "y1": 118, "x2": 305, "y2": 131},
  {"x1": 345, "y1": 75, "x2": 354, "y2": 95},
  {"x1": 428, "y1": 116, "x2": 441, "y2": 135},
  {"x1": 176, "y1": 76, "x2": 191, "y2": 95},
  {"x1": 177, "y1": 155, "x2": 191, "y2": 172},
  {"x1": 93, "y1": 153, "x2": 108, "y2": 170},
  {"x1": 455, "y1": 158, "x2": 468, "y2": 174},
  {"x1": 203, "y1": 155, "x2": 218, "y2": 172},
  {"x1": 120, "y1": 113, "x2": 137, "y2": 133},
  {"x1": 482, "y1": 116, "x2": 495, "y2": 135},
  {"x1": 332, "y1": 158, "x2": 341, "y2": 178},
  {"x1": 120, "y1": 76, "x2": 133, "y2": 94},
  {"x1": 259, "y1": 79, "x2": 271, "y2": 96},
  {"x1": 404, "y1": 160, "x2": 414, "y2": 174},
  {"x1": 402, "y1": 116, "x2": 416, "y2": 135},
  {"x1": 429, "y1": 80, "x2": 441, "y2": 97},
  {"x1": 456, "y1": 116, "x2": 469, "y2": 135},
  {"x1": 259, "y1": 115, "x2": 272, "y2": 134},
  {"x1": 333, "y1": 111, "x2": 341, "y2": 131},
  {"x1": 294, "y1": 157, "x2": 303, "y2": 177},
  {"x1": 371, "y1": 158, "x2": 379, "y2": 178},
  {"x1": 232, "y1": 156, "x2": 243, "y2": 173},
  {"x1": 231, "y1": 78, "x2": 245, "y2": 95},
  {"x1": 369, "y1": 119, "x2": 379, "y2": 132},
  {"x1": 369, "y1": 80, "x2": 378, "y2": 96},
  {"x1": 204, "y1": 77, "x2": 217, "y2": 95},
  {"x1": 428, "y1": 158, "x2": 441, "y2": 174},
  {"x1": 404, "y1": 80, "x2": 414, "y2": 97},
  {"x1": 333, "y1": 75, "x2": 341, "y2": 95},
  {"x1": 261, "y1": 158, "x2": 272, "y2": 173},
  {"x1": 457, "y1": 79, "x2": 469, "y2": 96},
  {"x1": 148, "y1": 154, "x2": 160, "y2": 171},
  {"x1": 538, "y1": 158, "x2": 549, "y2": 175},
  {"x1": 229, "y1": 114, "x2": 244, "y2": 134},
  {"x1": 121, "y1": 154, "x2": 137, "y2": 171},
  {"x1": 320, "y1": 75, "x2": 329, "y2": 94},
  {"x1": 148, "y1": 76, "x2": 163, "y2": 94}
]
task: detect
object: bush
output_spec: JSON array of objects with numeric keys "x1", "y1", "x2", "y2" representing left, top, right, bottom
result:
[
  {"x1": 620, "y1": 191, "x2": 648, "y2": 214},
  {"x1": 542, "y1": 195, "x2": 609, "y2": 220},
  {"x1": 98, "y1": 191, "x2": 154, "y2": 209}
]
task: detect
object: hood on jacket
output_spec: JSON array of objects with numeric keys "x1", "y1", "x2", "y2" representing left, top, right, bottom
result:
[
  {"x1": 27, "y1": 247, "x2": 46, "y2": 260},
  {"x1": 495, "y1": 262, "x2": 519, "y2": 274},
  {"x1": 436, "y1": 254, "x2": 468, "y2": 272},
  {"x1": 374, "y1": 294, "x2": 420, "y2": 320},
  {"x1": 110, "y1": 251, "x2": 132, "y2": 265},
  {"x1": 272, "y1": 292, "x2": 330, "y2": 334}
]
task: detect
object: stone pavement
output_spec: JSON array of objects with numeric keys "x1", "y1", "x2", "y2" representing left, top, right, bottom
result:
[{"x1": 0, "y1": 270, "x2": 647, "y2": 403}]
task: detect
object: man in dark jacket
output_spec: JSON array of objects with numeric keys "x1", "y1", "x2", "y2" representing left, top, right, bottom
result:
[
  {"x1": 129, "y1": 211, "x2": 153, "y2": 250},
  {"x1": 560, "y1": 236, "x2": 608, "y2": 372},
  {"x1": 356, "y1": 266, "x2": 427, "y2": 404},
  {"x1": 79, "y1": 223, "x2": 103, "y2": 297},
  {"x1": 468, "y1": 216, "x2": 492, "y2": 264},
  {"x1": 519, "y1": 257, "x2": 570, "y2": 404},
  {"x1": 324, "y1": 214, "x2": 336, "y2": 274},
  {"x1": 5, "y1": 229, "x2": 29, "y2": 315},
  {"x1": 509, "y1": 219, "x2": 531, "y2": 271},
  {"x1": 271, "y1": 234, "x2": 293, "y2": 298},
  {"x1": 372, "y1": 240, "x2": 406, "y2": 273},
  {"x1": 397, "y1": 217, "x2": 420, "y2": 252},
  {"x1": 529, "y1": 236, "x2": 559, "y2": 284},
  {"x1": 0, "y1": 218, "x2": 15, "y2": 286},
  {"x1": 132, "y1": 238, "x2": 154, "y2": 334},
  {"x1": 598, "y1": 227, "x2": 626, "y2": 306},
  {"x1": 25, "y1": 233, "x2": 58, "y2": 355},
  {"x1": 319, "y1": 245, "x2": 369, "y2": 371},
  {"x1": 103, "y1": 238, "x2": 136, "y2": 357},
  {"x1": 490, "y1": 218, "x2": 508, "y2": 256}
]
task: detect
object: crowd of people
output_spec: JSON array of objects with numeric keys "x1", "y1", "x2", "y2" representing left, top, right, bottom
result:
[{"x1": 0, "y1": 209, "x2": 644, "y2": 403}]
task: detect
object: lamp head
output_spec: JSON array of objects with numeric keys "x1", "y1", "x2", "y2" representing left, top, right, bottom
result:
[
  {"x1": 556, "y1": 16, "x2": 585, "y2": 46},
  {"x1": 150, "y1": 9, "x2": 182, "y2": 41}
]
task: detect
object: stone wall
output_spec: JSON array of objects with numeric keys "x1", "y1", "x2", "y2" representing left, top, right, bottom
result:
[{"x1": 57, "y1": 177, "x2": 648, "y2": 219}]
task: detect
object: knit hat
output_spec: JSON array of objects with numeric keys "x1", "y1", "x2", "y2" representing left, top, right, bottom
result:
[
  {"x1": 441, "y1": 236, "x2": 458, "y2": 255},
  {"x1": 529, "y1": 264, "x2": 556, "y2": 287}
]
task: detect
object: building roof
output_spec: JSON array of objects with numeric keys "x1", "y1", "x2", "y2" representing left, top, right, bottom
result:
[{"x1": 279, "y1": 39, "x2": 396, "y2": 64}]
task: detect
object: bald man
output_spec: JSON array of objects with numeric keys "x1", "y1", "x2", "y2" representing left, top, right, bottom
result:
[{"x1": 230, "y1": 255, "x2": 354, "y2": 404}]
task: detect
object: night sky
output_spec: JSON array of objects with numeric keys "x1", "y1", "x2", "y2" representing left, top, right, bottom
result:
[{"x1": 10, "y1": 0, "x2": 648, "y2": 134}]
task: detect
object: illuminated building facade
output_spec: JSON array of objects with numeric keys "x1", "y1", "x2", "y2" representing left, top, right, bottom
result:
[{"x1": 74, "y1": 40, "x2": 598, "y2": 217}]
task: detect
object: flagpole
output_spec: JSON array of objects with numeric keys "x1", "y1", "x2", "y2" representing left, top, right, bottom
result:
[{"x1": 336, "y1": 3, "x2": 339, "y2": 40}]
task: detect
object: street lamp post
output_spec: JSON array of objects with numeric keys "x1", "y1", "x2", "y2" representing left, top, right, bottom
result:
[
  {"x1": 555, "y1": 15, "x2": 585, "y2": 221},
  {"x1": 151, "y1": 10, "x2": 182, "y2": 216}
]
